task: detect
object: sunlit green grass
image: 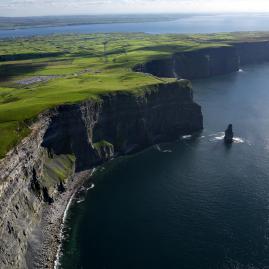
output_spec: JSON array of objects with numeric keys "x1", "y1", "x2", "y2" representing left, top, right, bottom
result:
[{"x1": 0, "y1": 121, "x2": 30, "y2": 159}]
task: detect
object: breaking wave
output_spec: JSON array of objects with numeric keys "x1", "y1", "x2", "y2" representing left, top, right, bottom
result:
[{"x1": 209, "y1": 132, "x2": 249, "y2": 144}]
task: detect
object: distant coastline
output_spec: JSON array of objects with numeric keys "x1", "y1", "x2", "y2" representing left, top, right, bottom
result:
[
  {"x1": 2, "y1": 13, "x2": 269, "y2": 39},
  {"x1": 0, "y1": 14, "x2": 185, "y2": 30}
]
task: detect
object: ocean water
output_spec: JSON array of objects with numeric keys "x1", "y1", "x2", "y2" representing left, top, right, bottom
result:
[
  {"x1": 2, "y1": 13, "x2": 269, "y2": 38},
  {"x1": 58, "y1": 63, "x2": 269, "y2": 269}
]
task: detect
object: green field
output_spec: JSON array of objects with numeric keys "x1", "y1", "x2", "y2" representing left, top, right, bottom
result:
[{"x1": 1, "y1": 32, "x2": 269, "y2": 158}]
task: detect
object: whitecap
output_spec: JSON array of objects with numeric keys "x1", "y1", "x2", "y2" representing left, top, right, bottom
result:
[
  {"x1": 238, "y1": 68, "x2": 244, "y2": 72},
  {"x1": 214, "y1": 135, "x2": 225, "y2": 141},
  {"x1": 77, "y1": 198, "x2": 85, "y2": 204},
  {"x1": 233, "y1": 137, "x2": 245, "y2": 144},
  {"x1": 209, "y1": 132, "x2": 224, "y2": 137},
  {"x1": 181, "y1": 135, "x2": 192, "y2": 139},
  {"x1": 87, "y1": 183, "x2": 95, "y2": 191},
  {"x1": 209, "y1": 132, "x2": 249, "y2": 145},
  {"x1": 209, "y1": 132, "x2": 225, "y2": 142}
]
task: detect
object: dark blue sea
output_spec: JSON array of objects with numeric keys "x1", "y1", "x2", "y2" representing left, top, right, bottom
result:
[{"x1": 58, "y1": 62, "x2": 269, "y2": 269}]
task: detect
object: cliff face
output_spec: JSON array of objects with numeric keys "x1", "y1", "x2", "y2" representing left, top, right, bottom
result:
[
  {"x1": 42, "y1": 81, "x2": 202, "y2": 171},
  {"x1": 173, "y1": 46, "x2": 239, "y2": 79},
  {"x1": 235, "y1": 41, "x2": 269, "y2": 65},
  {"x1": 0, "y1": 115, "x2": 52, "y2": 268},
  {"x1": 0, "y1": 81, "x2": 202, "y2": 268},
  {"x1": 134, "y1": 46, "x2": 239, "y2": 79},
  {"x1": 134, "y1": 41, "x2": 269, "y2": 79}
]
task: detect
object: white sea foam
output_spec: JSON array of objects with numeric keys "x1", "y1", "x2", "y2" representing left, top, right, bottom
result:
[
  {"x1": 162, "y1": 150, "x2": 172, "y2": 153},
  {"x1": 154, "y1": 144, "x2": 172, "y2": 153},
  {"x1": 77, "y1": 198, "x2": 85, "y2": 204},
  {"x1": 209, "y1": 132, "x2": 248, "y2": 144},
  {"x1": 87, "y1": 183, "x2": 95, "y2": 191},
  {"x1": 54, "y1": 192, "x2": 75, "y2": 269},
  {"x1": 181, "y1": 135, "x2": 192, "y2": 139},
  {"x1": 54, "y1": 169, "x2": 96, "y2": 269},
  {"x1": 214, "y1": 135, "x2": 225, "y2": 141},
  {"x1": 76, "y1": 184, "x2": 95, "y2": 204},
  {"x1": 233, "y1": 137, "x2": 245, "y2": 144},
  {"x1": 238, "y1": 68, "x2": 244, "y2": 72},
  {"x1": 209, "y1": 132, "x2": 225, "y2": 141}
]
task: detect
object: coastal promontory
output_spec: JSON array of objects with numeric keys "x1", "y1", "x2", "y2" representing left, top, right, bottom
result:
[{"x1": 1, "y1": 32, "x2": 269, "y2": 268}]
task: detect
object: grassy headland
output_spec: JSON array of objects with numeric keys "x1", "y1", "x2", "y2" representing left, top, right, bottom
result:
[{"x1": 1, "y1": 31, "x2": 269, "y2": 158}]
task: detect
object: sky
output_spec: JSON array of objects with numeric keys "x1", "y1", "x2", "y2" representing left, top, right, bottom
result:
[{"x1": 1, "y1": 0, "x2": 269, "y2": 17}]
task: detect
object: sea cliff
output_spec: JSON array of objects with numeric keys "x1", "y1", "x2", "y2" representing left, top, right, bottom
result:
[
  {"x1": 134, "y1": 41, "x2": 269, "y2": 79},
  {"x1": 2, "y1": 37, "x2": 269, "y2": 269},
  {"x1": 0, "y1": 81, "x2": 202, "y2": 268}
]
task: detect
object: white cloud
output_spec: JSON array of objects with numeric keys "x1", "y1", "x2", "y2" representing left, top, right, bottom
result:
[{"x1": 1, "y1": 0, "x2": 269, "y2": 16}]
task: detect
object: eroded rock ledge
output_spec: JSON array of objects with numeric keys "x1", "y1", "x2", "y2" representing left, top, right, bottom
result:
[{"x1": 0, "y1": 81, "x2": 202, "y2": 268}]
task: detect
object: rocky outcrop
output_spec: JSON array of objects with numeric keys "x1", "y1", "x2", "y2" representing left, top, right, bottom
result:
[
  {"x1": 134, "y1": 41, "x2": 269, "y2": 79},
  {"x1": 0, "y1": 80, "x2": 203, "y2": 268},
  {"x1": 0, "y1": 114, "x2": 54, "y2": 268},
  {"x1": 224, "y1": 124, "x2": 234, "y2": 144}
]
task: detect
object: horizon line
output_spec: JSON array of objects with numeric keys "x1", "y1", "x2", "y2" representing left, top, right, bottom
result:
[{"x1": 2, "y1": 11, "x2": 269, "y2": 18}]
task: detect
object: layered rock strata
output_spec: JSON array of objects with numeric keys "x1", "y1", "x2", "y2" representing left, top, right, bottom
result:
[{"x1": 0, "y1": 81, "x2": 202, "y2": 268}]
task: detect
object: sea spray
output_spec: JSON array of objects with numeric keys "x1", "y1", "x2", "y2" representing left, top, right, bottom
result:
[
  {"x1": 54, "y1": 193, "x2": 75, "y2": 269},
  {"x1": 209, "y1": 132, "x2": 248, "y2": 144},
  {"x1": 54, "y1": 169, "x2": 96, "y2": 269}
]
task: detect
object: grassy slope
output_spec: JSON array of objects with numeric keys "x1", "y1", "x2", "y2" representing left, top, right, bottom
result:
[{"x1": 1, "y1": 32, "x2": 269, "y2": 158}]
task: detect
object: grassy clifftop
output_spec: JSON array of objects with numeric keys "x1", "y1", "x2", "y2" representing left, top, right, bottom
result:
[{"x1": 1, "y1": 31, "x2": 269, "y2": 158}]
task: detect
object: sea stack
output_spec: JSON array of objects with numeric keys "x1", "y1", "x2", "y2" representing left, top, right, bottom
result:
[{"x1": 224, "y1": 124, "x2": 234, "y2": 144}]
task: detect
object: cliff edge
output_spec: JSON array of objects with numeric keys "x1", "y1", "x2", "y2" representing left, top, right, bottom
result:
[
  {"x1": 0, "y1": 80, "x2": 202, "y2": 268},
  {"x1": 133, "y1": 41, "x2": 269, "y2": 79}
]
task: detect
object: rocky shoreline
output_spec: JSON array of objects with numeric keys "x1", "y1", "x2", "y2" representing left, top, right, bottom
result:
[
  {"x1": 0, "y1": 78, "x2": 203, "y2": 268},
  {"x1": 27, "y1": 169, "x2": 94, "y2": 269}
]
